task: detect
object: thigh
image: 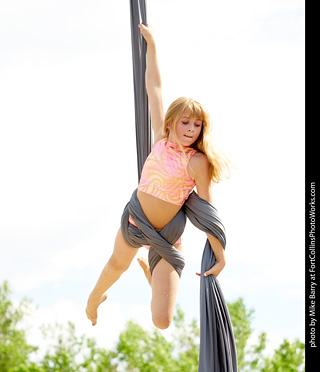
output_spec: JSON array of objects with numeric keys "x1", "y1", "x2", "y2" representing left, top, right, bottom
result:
[
  {"x1": 110, "y1": 228, "x2": 140, "y2": 271},
  {"x1": 151, "y1": 244, "x2": 183, "y2": 325}
]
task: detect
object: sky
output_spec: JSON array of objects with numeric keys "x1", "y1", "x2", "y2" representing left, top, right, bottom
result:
[{"x1": 0, "y1": 0, "x2": 305, "y2": 358}]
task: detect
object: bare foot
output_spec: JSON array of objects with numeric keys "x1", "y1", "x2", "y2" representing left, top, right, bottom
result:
[
  {"x1": 86, "y1": 292, "x2": 108, "y2": 326},
  {"x1": 137, "y1": 257, "x2": 152, "y2": 286}
]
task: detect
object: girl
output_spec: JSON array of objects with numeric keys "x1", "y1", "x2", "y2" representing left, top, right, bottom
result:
[{"x1": 86, "y1": 24, "x2": 230, "y2": 329}]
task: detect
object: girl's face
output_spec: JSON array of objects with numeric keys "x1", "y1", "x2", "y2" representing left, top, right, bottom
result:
[{"x1": 168, "y1": 108, "x2": 203, "y2": 146}]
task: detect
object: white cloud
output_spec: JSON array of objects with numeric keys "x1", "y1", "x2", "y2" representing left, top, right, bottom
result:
[{"x1": 24, "y1": 299, "x2": 136, "y2": 359}]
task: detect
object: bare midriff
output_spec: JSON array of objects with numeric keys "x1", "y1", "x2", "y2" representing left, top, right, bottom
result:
[{"x1": 137, "y1": 189, "x2": 182, "y2": 230}]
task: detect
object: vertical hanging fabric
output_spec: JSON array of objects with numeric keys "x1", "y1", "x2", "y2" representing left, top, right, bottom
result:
[
  {"x1": 129, "y1": 0, "x2": 152, "y2": 182},
  {"x1": 184, "y1": 195, "x2": 238, "y2": 372},
  {"x1": 129, "y1": 1, "x2": 238, "y2": 371}
]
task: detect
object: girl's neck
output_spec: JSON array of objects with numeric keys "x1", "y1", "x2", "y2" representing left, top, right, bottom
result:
[{"x1": 166, "y1": 135, "x2": 192, "y2": 149}]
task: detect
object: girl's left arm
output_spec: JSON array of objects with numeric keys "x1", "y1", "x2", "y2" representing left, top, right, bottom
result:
[{"x1": 188, "y1": 153, "x2": 226, "y2": 278}]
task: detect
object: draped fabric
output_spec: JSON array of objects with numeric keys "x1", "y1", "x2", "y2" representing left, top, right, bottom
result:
[
  {"x1": 121, "y1": 189, "x2": 186, "y2": 277},
  {"x1": 129, "y1": 1, "x2": 238, "y2": 370},
  {"x1": 129, "y1": 0, "x2": 152, "y2": 182},
  {"x1": 184, "y1": 193, "x2": 238, "y2": 372},
  {"x1": 121, "y1": 190, "x2": 238, "y2": 371}
]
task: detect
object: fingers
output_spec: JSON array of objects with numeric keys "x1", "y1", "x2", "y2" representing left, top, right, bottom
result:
[
  {"x1": 138, "y1": 22, "x2": 149, "y2": 28},
  {"x1": 196, "y1": 272, "x2": 215, "y2": 277},
  {"x1": 138, "y1": 23, "x2": 153, "y2": 37},
  {"x1": 138, "y1": 22, "x2": 147, "y2": 33},
  {"x1": 197, "y1": 261, "x2": 225, "y2": 278},
  {"x1": 204, "y1": 271, "x2": 215, "y2": 278},
  {"x1": 196, "y1": 268, "x2": 218, "y2": 278}
]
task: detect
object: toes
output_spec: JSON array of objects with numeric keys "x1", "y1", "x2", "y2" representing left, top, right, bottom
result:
[{"x1": 137, "y1": 257, "x2": 149, "y2": 270}]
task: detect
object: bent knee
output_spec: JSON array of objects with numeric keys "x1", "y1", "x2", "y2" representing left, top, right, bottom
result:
[
  {"x1": 108, "y1": 254, "x2": 130, "y2": 272},
  {"x1": 152, "y1": 314, "x2": 172, "y2": 330}
]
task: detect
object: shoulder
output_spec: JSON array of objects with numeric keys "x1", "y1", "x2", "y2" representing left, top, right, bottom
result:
[
  {"x1": 188, "y1": 152, "x2": 210, "y2": 178},
  {"x1": 188, "y1": 152, "x2": 213, "y2": 202}
]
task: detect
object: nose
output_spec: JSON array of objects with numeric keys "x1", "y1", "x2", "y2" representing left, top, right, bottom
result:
[{"x1": 188, "y1": 124, "x2": 195, "y2": 132}]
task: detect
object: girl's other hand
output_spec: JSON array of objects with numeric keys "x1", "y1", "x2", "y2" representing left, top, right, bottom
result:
[{"x1": 196, "y1": 260, "x2": 226, "y2": 278}]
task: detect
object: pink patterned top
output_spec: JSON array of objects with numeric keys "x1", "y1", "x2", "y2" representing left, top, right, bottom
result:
[{"x1": 138, "y1": 138, "x2": 197, "y2": 205}]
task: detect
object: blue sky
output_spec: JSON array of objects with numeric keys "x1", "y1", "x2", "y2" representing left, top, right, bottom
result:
[{"x1": 0, "y1": 0, "x2": 305, "y2": 356}]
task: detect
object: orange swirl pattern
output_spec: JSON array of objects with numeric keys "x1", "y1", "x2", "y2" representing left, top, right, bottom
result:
[{"x1": 138, "y1": 139, "x2": 197, "y2": 205}]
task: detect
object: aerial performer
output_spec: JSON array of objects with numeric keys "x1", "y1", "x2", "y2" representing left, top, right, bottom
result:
[{"x1": 86, "y1": 1, "x2": 237, "y2": 370}]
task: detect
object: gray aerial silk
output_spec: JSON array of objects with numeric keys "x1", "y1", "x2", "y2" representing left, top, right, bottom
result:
[
  {"x1": 129, "y1": 0, "x2": 238, "y2": 370},
  {"x1": 129, "y1": 0, "x2": 152, "y2": 181},
  {"x1": 121, "y1": 189, "x2": 238, "y2": 371},
  {"x1": 121, "y1": 188, "x2": 186, "y2": 277}
]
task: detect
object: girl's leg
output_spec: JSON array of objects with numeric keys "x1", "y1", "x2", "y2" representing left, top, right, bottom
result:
[
  {"x1": 86, "y1": 228, "x2": 138, "y2": 325},
  {"x1": 150, "y1": 243, "x2": 183, "y2": 330}
]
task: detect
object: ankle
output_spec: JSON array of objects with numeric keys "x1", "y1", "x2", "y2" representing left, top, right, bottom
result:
[{"x1": 88, "y1": 291, "x2": 107, "y2": 306}]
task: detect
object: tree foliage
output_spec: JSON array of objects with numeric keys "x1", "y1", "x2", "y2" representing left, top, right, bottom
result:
[
  {"x1": 0, "y1": 281, "x2": 37, "y2": 372},
  {"x1": 115, "y1": 306, "x2": 200, "y2": 372},
  {"x1": 0, "y1": 281, "x2": 305, "y2": 371}
]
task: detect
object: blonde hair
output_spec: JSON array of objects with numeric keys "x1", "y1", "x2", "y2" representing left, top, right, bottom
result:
[{"x1": 164, "y1": 97, "x2": 230, "y2": 183}]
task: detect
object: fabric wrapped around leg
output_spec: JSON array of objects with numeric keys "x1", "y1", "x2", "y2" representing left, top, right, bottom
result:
[
  {"x1": 120, "y1": 189, "x2": 238, "y2": 371},
  {"x1": 121, "y1": 189, "x2": 186, "y2": 277}
]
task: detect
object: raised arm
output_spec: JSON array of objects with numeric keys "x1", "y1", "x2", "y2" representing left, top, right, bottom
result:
[{"x1": 139, "y1": 24, "x2": 165, "y2": 143}]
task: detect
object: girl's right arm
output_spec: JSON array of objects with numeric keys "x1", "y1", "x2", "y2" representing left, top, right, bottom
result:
[
  {"x1": 139, "y1": 24, "x2": 165, "y2": 143},
  {"x1": 189, "y1": 152, "x2": 226, "y2": 278}
]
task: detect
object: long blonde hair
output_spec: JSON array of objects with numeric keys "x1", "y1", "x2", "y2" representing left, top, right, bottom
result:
[{"x1": 164, "y1": 97, "x2": 230, "y2": 183}]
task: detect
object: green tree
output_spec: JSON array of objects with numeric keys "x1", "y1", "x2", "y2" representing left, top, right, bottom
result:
[
  {"x1": 40, "y1": 321, "x2": 118, "y2": 372},
  {"x1": 227, "y1": 297, "x2": 254, "y2": 369},
  {"x1": 261, "y1": 339, "x2": 305, "y2": 372},
  {"x1": 0, "y1": 281, "x2": 117, "y2": 372},
  {"x1": 116, "y1": 320, "x2": 175, "y2": 372},
  {"x1": 0, "y1": 281, "x2": 39, "y2": 372},
  {"x1": 115, "y1": 306, "x2": 200, "y2": 372},
  {"x1": 227, "y1": 297, "x2": 305, "y2": 372},
  {"x1": 0, "y1": 280, "x2": 305, "y2": 371},
  {"x1": 171, "y1": 306, "x2": 199, "y2": 371}
]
